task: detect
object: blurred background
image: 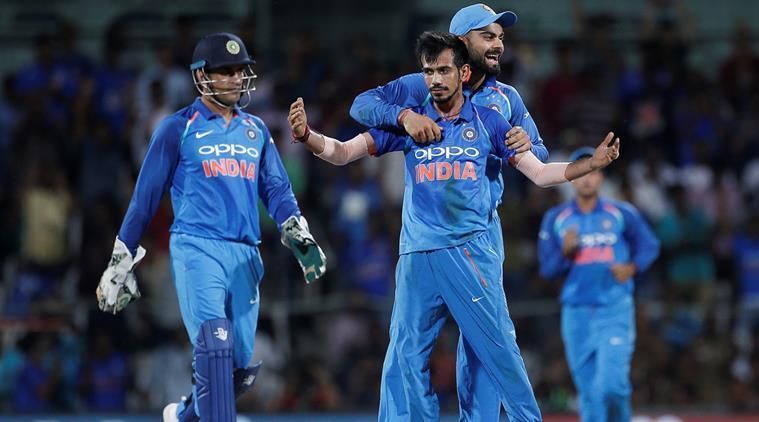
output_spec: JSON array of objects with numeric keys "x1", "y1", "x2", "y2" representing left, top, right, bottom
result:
[{"x1": 0, "y1": 0, "x2": 758, "y2": 420}]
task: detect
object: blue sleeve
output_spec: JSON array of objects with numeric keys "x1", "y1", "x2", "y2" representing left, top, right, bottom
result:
[
  {"x1": 368, "y1": 128, "x2": 407, "y2": 156},
  {"x1": 484, "y1": 111, "x2": 515, "y2": 161},
  {"x1": 507, "y1": 87, "x2": 549, "y2": 161},
  {"x1": 255, "y1": 119, "x2": 301, "y2": 229},
  {"x1": 620, "y1": 203, "x2": 660, "y2": 272},
  {"x1": 538, "y1": 207, "x2": 573, "y2": 279},
  {"x1": 349, "y1": 73, "x2": 429, "y2": 128},
  {"x1": 118, "y1": 116, "x2": 181, "y2": 253}
]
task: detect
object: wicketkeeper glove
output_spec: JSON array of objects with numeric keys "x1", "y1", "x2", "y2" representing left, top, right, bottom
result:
[
  {"x1": 96, "y1": 237, "x2": 147, "y2": 314},
  {"x1": 280, "y1": 215, "x2": 326, "y2": 283}
]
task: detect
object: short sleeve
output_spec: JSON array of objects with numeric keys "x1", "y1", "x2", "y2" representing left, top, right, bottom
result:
[{"x1": 368, "y1": 127, "x2": 407, "y2": 156}]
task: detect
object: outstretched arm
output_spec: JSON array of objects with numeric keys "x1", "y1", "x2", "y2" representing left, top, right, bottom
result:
[
  {"x1": 511, "y1": 132, "x2": 620, "y2": 187},
  {"x1": 288, "y1": 97, "x2": 374, "y2": 165}
]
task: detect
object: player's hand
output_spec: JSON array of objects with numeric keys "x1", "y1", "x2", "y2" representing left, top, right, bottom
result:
[
  {"x1": 401, "y1": 110, "x2": 442, "y2": 144},
  {"x1": 505, "y1": 126, "x2": 531, "y2": 154},
  {"x1": 561, "y1": 228, "x2": 579, "y2": 258},
  {"x1": 288, "y1": 97, "x2": 308, "y2": 139},
  {"x1": 96, "y1": 237, "x2": 147, "y2": 314},
  {"x1": 281, "y1": 215, "x2": 326, "y2": 283},
  {"x1": 611, "y1": 263, "x2": 636, "y2": 283},
  {"x1": 589, "y1": 132, "x2": 620, "y2": 170}
]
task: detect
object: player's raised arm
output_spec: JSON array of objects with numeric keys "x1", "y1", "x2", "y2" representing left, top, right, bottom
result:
[
  {"x1": 510, "y1": 132, "x2": 620, "y2": 187},
  {"x1": 289, "y1": 97, "x2": 376, "y2": 165}
]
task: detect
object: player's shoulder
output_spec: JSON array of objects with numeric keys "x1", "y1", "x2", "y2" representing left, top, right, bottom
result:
[
  {"x1": 485, "y1": 81, "x2": 527, "y2": 110},
  {"x1": 492, "y1": 80, "x2": 521, "y2": 97},
  {"x1": 399, "y1": 72, "x2": 425, "y2": 84},
  {"x1": 604, "y1": 197, "x2": 638, "y2": 214},
  {"x1": 152, "y1": 106, "x2": 193, "y2": 138},
  {"x1": 472, "y1": 103, "x2": 502, "y2": 118},
  {"x1": 240, "y1": 113, "x2": 268, "y2": 130},
  {"x1": 160, "y1": 103, "x2": 201, "y2": 127},
  {"x1": 545, "y1": 201, "x2": 573, "y2": 219},
  {"x1": 601, "y1": 197, "x2": 641, "y2": 223},
  {"x1": 472, "y1": 103, "x2": 508, "y2": 125}
]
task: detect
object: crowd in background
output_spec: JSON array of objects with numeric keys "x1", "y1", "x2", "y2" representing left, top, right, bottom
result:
[{"x1": 1, "y1": 0, "x2": 759, "y2": 416}]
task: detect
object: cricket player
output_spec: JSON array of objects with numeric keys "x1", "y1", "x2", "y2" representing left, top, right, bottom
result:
[
  {"x1": 538, "y1": 147, "x2": 660, "y2": 422},
  {"x1": 350, "y1": 5, "x2": 551, "y2": 419},
  {"x1": 94, "y1": 33, "x2": 326, "y2": 422},
  {"x1": 288, "y1": 31, "x2": 620, "y2": 421}
]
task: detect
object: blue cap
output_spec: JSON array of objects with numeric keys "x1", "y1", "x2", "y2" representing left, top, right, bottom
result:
[
  {"x1": 569, "y1": 147, "x2": 596, "y2": 162},
  {"x1": 190, "y1": 32, "x2": 255, "y2": 71},
  {"x1": 449, "y1": 4, "x2": 518, "y2": 36}
]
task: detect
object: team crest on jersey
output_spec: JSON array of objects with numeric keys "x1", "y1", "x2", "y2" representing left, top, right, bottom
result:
[
  {"x1": 462, "y1": 127, "x2": 477, "y2": 142},
  {"x1": 246, "y1": 129, "x2": 257, "y2": 140},
  {"x1": 488, "y1": 103, "x2": 501, "y2": 113}
]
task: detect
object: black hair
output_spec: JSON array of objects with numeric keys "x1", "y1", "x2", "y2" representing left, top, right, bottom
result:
[{"x1": 415, "y1": 31, "x2": 469, "y2": 69}]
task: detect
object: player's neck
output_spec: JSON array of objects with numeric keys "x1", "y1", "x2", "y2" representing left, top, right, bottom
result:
[
  {"x1": 468, "y1": 69, "x2": 487, "y2": 92},
  {"x1": 576, "y1": 195, "x2": 598, "y2": 213},
  {"x1": 201, "y1": 96, "x2": 236, "y2": 122},
  {"x1": 434, "y1": 92, "x2": 464, "y2": 120}
]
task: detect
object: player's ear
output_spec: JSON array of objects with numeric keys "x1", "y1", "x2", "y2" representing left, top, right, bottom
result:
[{"x1": 460, "y1": 63, "x2": 471, "y2": 83}]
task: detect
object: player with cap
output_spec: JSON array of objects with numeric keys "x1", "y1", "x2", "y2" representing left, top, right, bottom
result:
[
  {"x1": 291, "y1": 31, "x2": 621, "y2": 422},
  {"x1": 350, "y1": 4, "x2": 553, "y2": 420},
  {"x1": 94, "y1": 32, "x2": 326, "y2": 422},
  {"x1": 538, "y1": 147, "x2": 660, "y2": 422}
]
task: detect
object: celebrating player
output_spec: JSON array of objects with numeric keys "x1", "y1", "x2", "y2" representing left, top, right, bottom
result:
[
  {"x1": 95, "y1": 32, "x2": 326, "y2": 422},
  {"x1": 538, "y1": 147, "x2": 660, "y2": 422},
  {"x1": 288, "y1": 31, "x2": 620, "y2": 421},
  {"x1": 349, "y1": 5, "x2": 552, "y2": 419}
]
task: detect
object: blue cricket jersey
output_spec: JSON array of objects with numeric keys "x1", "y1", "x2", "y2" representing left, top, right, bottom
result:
[
  {"x1": 537, "y1": 198, "x2": 660, "y2": 306},
  {"x1": 350, "y1": 73, "x2": 547, "y2": 210},
  {"x1": 369, "y1": 97, "x2": 515, "y2": 254},
  {"x1": 118, "y1": 97, "x2": 300, "y2": 252}
]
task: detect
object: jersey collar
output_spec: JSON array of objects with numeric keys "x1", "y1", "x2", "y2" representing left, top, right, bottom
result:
[
  {"x1": 193, "y1": 96, "x2": 242, "y2": 121},
  {"x1": 422, "y1": 95, "x2": 476, "y2": 123},
  {"x1": 571, "y1": 196, "x2": 605, "y2": 214},
  {"x1": 463, "y1": 74, "x2": 499, "y2": 96}
]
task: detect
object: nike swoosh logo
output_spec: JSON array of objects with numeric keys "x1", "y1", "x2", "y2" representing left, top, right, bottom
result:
[
  {"x1": 472, "y1": 296, "x2": 484, "y2": 303},
  {"x1": 195, "y1": 130, "x2": 214, "y2": 139},
  {"x1": 250, "y1": 298, "x2": 259, "y2": 305}
]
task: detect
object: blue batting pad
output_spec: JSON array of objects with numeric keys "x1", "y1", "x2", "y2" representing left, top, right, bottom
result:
[
  {"x1": 178, "y1": 361, "x2": 263, "y2": 421},
  {"x1": 195, "y1": 318, "x2": 235, "y2": 422}
]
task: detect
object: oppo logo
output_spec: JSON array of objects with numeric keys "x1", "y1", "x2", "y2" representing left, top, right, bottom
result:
[
  {"x1": 580, "y1": 232, "x2": 618, "y2": 247},
  {"x1": 414, "y1": 146, "x2": 480, "y2": 162},
  {"x1": 198, "y1": 144, "x2": 260, "y2": 158}
]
